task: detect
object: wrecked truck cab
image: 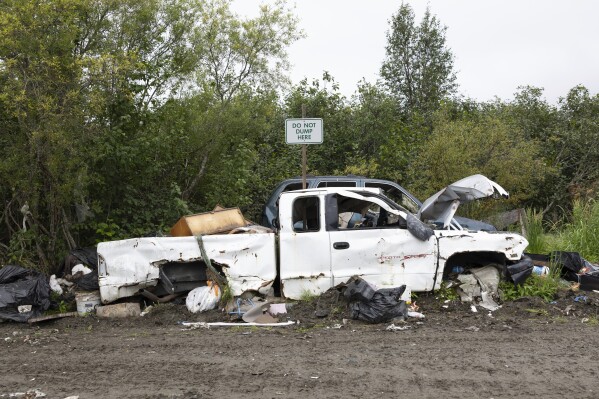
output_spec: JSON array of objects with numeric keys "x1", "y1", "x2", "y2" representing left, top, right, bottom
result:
[
  {"x1": 277, "y1": 186, "x2": 528, "y2": 300},
  {"x1": 262, "y1": 175, "x2": 498, "y2": 232}
]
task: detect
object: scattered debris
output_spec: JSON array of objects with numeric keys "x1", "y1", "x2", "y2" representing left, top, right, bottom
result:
[
  {"x1": 72, "y1": 264, "x2": 92, "y2": 276},
  {"x1": 386, "y1": 324, "x2": 411, "y2": 331},
  {"x1": 268, "y1": 303, "x2": 287, "y2": 316},
  {"x1": 5, "y1": 388, "x2": 46, "y2": 398},
  {"x1": 242, "y1": 301, "x2": 275, "y2": 323},
  {"x1": 470, "y1": 266, "x2": 501, "y2": 311},
  {"x1": 140, "y1": 305, "x2": 154, "y2": 317},
  {"x1": 61, "y1": 247, "x2": 99, "y2": 292}
]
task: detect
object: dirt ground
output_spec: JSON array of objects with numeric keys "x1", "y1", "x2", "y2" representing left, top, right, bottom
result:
[{"x1": 2, "y1": 289, "x2": 599, "y2": 399}]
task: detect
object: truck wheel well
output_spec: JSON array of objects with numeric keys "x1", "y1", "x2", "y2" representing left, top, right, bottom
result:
[{"x1": 443, "y1": 251, "x2": 507, "y2": 279}]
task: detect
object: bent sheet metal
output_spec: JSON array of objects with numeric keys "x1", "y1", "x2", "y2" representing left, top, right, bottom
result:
[{"x1": 98, "y1": 234, "x2": 276, "y2": 303}]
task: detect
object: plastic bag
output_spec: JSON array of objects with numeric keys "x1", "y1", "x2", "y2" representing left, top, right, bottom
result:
[
  {"x1": 186, "y1": 282, "x2": 221, "y2": 313},
  {"x1": 344, "y1": 277, "x2": 407, "y2": 323},
  {"x1": 49, "y1": 274, "x2": 63, "y2": 295},
  {"x1": 0, "y1": 265, "x2": 51, "y2": 322},
  {"x1": 74, "y1": 269, "x2": 99, "y2": 291},
  {"x1": 506, "y1": 256, "x2": 533, "y2": 285}
]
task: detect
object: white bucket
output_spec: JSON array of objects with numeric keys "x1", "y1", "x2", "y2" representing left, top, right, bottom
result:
[{"x1": 75, "y1": 291, "x2": 101, "y2": 315}]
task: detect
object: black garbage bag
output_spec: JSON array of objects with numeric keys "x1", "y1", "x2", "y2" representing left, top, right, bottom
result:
[
  {"x1": 580, "y1": 271, "x2": 599, "y2": 291},
  {"x1": 74, "y1": 269, "x2": 99, "y2": 291},
  {"x1": 344, "y1": 277, "x2": 407, "y2": 323},
  {"x1": 550, "y1": 251, "x2": 585, "y2": 281},
  {"x1": 506, "y1": 256, "x2": 534, "y2": 285},
  {"x1": 61, "y1": 247, "x2": 98, "y2": 276},
  {"x1": 61, "y1": 247, "x2": 99, "y2": 291},
  {"x1": 0, "y1": 265, "x2": 51, "y2": 322}
]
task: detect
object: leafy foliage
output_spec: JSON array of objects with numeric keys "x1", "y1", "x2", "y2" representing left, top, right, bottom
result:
[{"x1": 409, "y1": 107, "x2": 551, "y2": 218}]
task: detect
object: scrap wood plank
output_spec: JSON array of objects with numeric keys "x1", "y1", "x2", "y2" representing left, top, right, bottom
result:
[
  {"x1": 28, "y1": 312, "x2": 79, "y2": 324},
  {"x1": 195, "y1": 235, "x2": 227, "y2": 289}
]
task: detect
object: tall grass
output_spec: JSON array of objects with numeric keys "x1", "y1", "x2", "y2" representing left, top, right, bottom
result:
[
  {"x1": 523, "y1": 208, "x2": 547, "y2": 254},
  {"x1": 555, "y1": 200, "x2": 599, "y2": 263},
  {"x1": 521, "y1": 200, "x2": 599, "y2": 263}
]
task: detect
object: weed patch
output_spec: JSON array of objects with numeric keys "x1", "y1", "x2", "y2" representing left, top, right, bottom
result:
[{"x1": 499, "y1": 274, "x2": 561, "y2": 302}]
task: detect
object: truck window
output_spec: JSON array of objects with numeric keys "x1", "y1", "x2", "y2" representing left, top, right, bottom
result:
[
  {"x1": 292, "y1": 196, "x2": 320, "y2": 232},
  {"x1": 365, "y1": 182, "x2": 419, "y2": 214},
  {"x1": 334, "y1": 194, "x2": 405, "y2": 229},
  {"x1": 316, "y1": 181, "x2": 357, "y2": 188},
  {"x1": 282, "y1": 182, "x2": 304, "y2": 192}
]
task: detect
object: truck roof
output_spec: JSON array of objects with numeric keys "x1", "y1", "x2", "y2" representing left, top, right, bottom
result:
[{"x1": 279, "y1": 187, "x2": 383, "y2": 196}]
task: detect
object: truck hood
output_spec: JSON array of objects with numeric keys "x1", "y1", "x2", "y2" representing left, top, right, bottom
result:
[{"x1": 417, "y1": 174, "x2": 509, "y2": 228}]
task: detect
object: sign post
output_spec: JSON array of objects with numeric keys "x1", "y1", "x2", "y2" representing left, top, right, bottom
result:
[{"x1": 285, "y1": 109, "x2": 324, "y2": 189}]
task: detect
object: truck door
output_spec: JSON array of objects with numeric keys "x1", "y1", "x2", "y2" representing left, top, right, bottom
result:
[
  {"x1": 327, "y1": 192, "x2": 438, "y2": 292},
  {"x1": 278, "y1": 193, "x2": 332, "y2": 299}
]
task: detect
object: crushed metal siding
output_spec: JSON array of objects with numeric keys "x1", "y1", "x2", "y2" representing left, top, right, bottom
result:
[{"x1": 98, "y1": 235, "x2": 276, "y2": 303}]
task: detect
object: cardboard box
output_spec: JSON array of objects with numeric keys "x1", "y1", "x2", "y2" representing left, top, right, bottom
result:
[{"x1": 170, "y1": 207, "x2": 247, "y2": 236}]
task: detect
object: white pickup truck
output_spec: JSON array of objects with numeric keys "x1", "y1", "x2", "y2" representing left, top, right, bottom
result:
[{"x1": 98, "y1": 175, "x2": 529, "y2": 303}]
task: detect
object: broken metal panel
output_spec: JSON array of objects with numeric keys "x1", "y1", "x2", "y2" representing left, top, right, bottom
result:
[
  {"x1": 434, "y1": 230, "x2": 529, "y2": 290},
  {"x1": 98, "y1": 237, "x2": 203, "y2": 303},
  {"x1": 418, "y1": 174, "x2": 509, "y2": 228},
  {"x1": 437, "y1": 230, "x2": 528, "y2": 261},
  {"x1": 201, "y1": 233, "x2": 277, "y2": 295},
  {"x1": 98, "y1": 234, "x2": 277, "y2": 303},
  {"x1": 280, "y1": 276, "x2": 332, "y2": 300}
]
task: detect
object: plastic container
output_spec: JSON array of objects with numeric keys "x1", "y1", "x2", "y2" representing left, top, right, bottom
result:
[
  {"x1": 452, "y1": 266, "x2": 465, "y2": 274},
  {"x1": 532, "y1": 265, "x2": 550, "y2": 276},
  {"x1": 75, "y1": 291, "x2": 101, "y2": 315}
]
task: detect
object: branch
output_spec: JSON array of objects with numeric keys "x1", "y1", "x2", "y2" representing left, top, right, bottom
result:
[{"x1": 182, "y1": 153, "x2": 209, "y2": 201}]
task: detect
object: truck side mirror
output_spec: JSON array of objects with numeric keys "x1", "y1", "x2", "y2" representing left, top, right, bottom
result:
[{"x1": 272, "y1": 217, "x2": 279, "y2": 229}]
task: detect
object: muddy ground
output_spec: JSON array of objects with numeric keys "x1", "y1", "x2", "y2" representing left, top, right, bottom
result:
[{"x1": 2, "y1": 289, "x2": 599, "y2": 399}]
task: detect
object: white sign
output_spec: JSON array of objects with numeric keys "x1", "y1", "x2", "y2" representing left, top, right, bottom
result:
[{"x1": 285, "y1": 118, "x2": 323, "y2": 144}]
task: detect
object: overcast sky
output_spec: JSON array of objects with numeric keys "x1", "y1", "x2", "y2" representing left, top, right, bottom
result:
[{"x1": 230, "y1": 0, "x2": 599, "y2": 104}]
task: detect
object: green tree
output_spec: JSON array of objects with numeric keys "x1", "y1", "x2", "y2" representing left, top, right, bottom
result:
[
  {"x1": 344, "y1": 81, "x2": 413, "y2": 183},
  {"x1": 556, "y1": 86, "x2": 599, "y2": 202},
  {"x1": 180, "y1": 0, "x2": 303, "y2": 200},
  {"x1": 380, "y1": 3, "x2": 457, "y2": 121},
  {"x1": 410, "y1": 107, "x2": 550, "y2": 215},
  {"x1": 0, "y1": 0, "x2": 303, "y2": 269}
]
